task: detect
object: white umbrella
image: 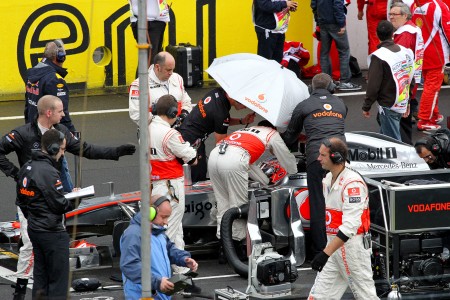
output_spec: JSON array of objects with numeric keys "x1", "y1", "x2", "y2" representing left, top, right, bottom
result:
[{"x1": 206, "y1": 53, "x2": 310, "y2": 128}]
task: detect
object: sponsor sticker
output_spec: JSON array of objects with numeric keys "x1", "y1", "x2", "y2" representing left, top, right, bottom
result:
[
  {"x1": 204, "y1": 96, "x2": 212, "y2": 104},
  {"x1": 348, "y1": 187, "x2": 360, "y2": 196},
  {"x1": 57, "y1": 83, "x2": 64, "y2": 88},
  {"x1": 22, "y1": 177, "x2": 28, "y2": 187},
  {"x1": 323, "y1": 104, "x2": 332, "y2": 110},
  {"x1": 349, "y1": 197, "x2": 361, "y2": 203},
  {"x1": 131, "y1": 89, "x2": 139, "y2": 96}
]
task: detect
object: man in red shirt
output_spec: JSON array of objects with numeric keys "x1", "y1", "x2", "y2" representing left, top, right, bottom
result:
[
  {"x1": 357, "y1": 0, "x2": 388, "y2": 54},
  {"x1": 411, "y1": 0, "x2": 450, "y2": 131}
]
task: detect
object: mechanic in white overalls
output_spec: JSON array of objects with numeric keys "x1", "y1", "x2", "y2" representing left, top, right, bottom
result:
[
  {"x1": 309, "y1": 137, "x2": 378, "y2": 299},
  {"x1": 208, "y1": 120, "x2": 297, "y2": 242},
  {"x1": 149, "y1": 95, "x2": 197, "y2": 259}
]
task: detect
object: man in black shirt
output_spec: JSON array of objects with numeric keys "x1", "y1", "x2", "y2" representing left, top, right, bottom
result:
[
  {"x1": 178, "y1": 87, "x2": 255, "y2": 182},
  {"x1": 282, "y1": 73, "x2": 347, "y2": 257},
  {"x1": 414, "y1": 129, "x2": 450, "y2": 169},
  {"x1": 16, "y1": 129, "x2": 73, "y2": 299},
  {"x1": 1, "y1": 95, "x2": 135, "y2": 299}
]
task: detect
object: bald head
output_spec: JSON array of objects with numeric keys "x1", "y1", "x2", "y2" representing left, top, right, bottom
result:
[
  {"x1": 150, "y1": 194, "x2": 172, "y2": 226},
  {"x1": 154, "y1": 51, "x2": 175, "y2": 66},
  {"x1": 153, "y1": 52, "x2": 175, "y2": 81},
  {"x1": 37, "y1": 95, "x2": 62, "y2": 115}
]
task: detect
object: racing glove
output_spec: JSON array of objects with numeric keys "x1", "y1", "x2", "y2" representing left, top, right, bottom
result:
[
  {"x1": 311, "y1": 251, "x2": 329, "y2": 272},
  {"x1": 116, "y1": 144, "x2": 136, "y2": 157}
]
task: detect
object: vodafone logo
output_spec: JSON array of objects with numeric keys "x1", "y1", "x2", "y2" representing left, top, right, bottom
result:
[
  {"x1": 229, "y1": 133, "x2": 241, "y2": 140},
  {"x1": 323, "y1": 104, "x2": 332, "y2": 110},
  {"x1": 326, "y1": 211, "x2": 332, "y2": 225},
  {"x1": 22, "y1": 177, "x2": 28, "y2": 187},
  {"x1": 257, "y1": 94, "x2": 267, "y2": 103},
  {"x1": 204, "y1": 96, "x2": 212, "y2": 104}
]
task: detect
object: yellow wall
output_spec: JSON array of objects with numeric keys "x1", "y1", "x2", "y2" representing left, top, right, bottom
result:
[{"x1": 0, "y1": 0, "x2": 312, "y2": 98}]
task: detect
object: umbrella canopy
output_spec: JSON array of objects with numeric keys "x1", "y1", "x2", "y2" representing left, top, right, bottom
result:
[{"x1": 206, "y1": 53, "x2": 309, "y2": 128}]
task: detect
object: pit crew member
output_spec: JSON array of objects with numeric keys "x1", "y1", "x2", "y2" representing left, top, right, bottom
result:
[
  {"x1": 24, "y1": 39, "x2": 76, "y2": 193},
  {"x1": 282, "y1": 73, "x2": 347, "y2": 257},
  {"x1": 120, "y1": 195, "x2": 199, "y2": 300},
  {"x1": 178, "y1": 87, "x2": 255, "y2": 182},
  {"x1": 208, "y1": 120, "x2": 297, "y2": 242},
  {"x1": 25, "y1": 39, "x2": 75, "y2": 133},
  {"x1": 0, "y1": 95, "x2": 136, "y2": 299},
  {"x1": 414, "y1": 128, "x2": 450, "y2": 169},
  {"x1": 308, "y1": 137, "x2": 378, "y2": 299},
  {"x1": 129, "y1": 51, "x2": 192, "y2": 128},
  {"x1": 16, "y1": 129, "x2": 73, "y2": 299},
  {"x1": 149, "y1": 95, "x2": 197, "y2": 263}
]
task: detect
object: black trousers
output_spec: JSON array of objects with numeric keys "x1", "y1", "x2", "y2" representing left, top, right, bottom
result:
[
  {"x1": 28, "y1": 229, "x2": 70, "y2": 300},
  {"x1": 190, "y1": 142, "x2": 207, "y2": 182},
  {"x1": 306, "y1": 160, "x2": 327, "y2": 256},
  {"x1": 131, "y1": 20, "x2": 167, "y2": 66},
  {"x1": 256, "y1": 31, "x2": 285, "y2": 63}
]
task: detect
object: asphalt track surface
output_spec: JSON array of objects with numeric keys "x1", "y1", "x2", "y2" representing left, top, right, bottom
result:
[{"x1": 0, "y1": 78, "x2": 450, "y2": 299}]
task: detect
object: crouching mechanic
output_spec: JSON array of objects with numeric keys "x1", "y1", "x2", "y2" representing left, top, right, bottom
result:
[
  {"x1": 149, "y1": 95, "x2": 197, "y2": 266},
  {"x1": 414, "y1": 129, "x2": 450, "y2": 169},
  {"x1": 16, "y1": 129, "x2": 74, "y2": 300},
  {"x1": 208, "y1": 120, "x2": 297, "y2": 242},
  {"x1": 308, "y1": 137, "x2": 378, "y2": 299},
  {"x1": 120, "y1": 195, "x2": 199, "y2": 300}
]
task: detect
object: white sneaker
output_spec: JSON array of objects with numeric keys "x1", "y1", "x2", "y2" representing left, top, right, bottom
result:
[{"x1": 338, "y1": 82, "x2": 362, "y2": 91}]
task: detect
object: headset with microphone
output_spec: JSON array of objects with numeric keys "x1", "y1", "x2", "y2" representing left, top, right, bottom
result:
[
  {"x1": 151, "y1": 95, "x2": 178, "y2": 119},
  {"x1": 46, "y1": 130, "x2": 65, "y2": 156},
  {"x1": 53, "y1": 40, "x2": 66, "y2": 63}
]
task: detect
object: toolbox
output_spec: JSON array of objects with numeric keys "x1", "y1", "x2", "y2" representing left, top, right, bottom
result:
[
  {"x1": 165, "y1": 43, "x2": 203, "y2": 87},
  {"x1": 214, "y1": 287, "x2": 248, "y2": 300}
]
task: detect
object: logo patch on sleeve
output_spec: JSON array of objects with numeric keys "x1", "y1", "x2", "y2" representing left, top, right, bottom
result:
[
  {"x1": 348, "y1": 187, "x2": 360, "y2": 196},
  {"x1": 349, "y1": 197, "x2": 361, "y2": 203}
]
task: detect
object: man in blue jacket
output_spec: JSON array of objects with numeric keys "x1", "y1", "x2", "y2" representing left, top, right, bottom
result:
[{"x1": 120, "y1": 195, "x2": 198, "y2": 300}]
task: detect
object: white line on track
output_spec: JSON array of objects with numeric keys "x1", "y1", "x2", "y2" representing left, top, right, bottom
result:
[
  {"x1": 194, "y1": 267, "x2": 311, "y2": 281},
  {"x1": 1, "y1": 85, "x2": 449, "y2": 122}
]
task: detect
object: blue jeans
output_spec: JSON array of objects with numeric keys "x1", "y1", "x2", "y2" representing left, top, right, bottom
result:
[
  {"x1": 319, "y1": 24, "x2": 351, "y2": 83},
  {"x1": 60, "y1": 156, "x2": 73, "y2": 193},
  {"x1": 379, "y1": 106, "x2": 402, "y2": 141}
]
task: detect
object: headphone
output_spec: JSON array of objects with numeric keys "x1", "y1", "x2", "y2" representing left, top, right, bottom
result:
[
  {"x1": 326, "y1": 80, "x2": 336, "y2": 93},
  {"x1": 323, "y1": 138, "x2": 344, "y2": 164},
  {"x1": 151, "y1": 96, "x2": 178, "y2": 119},
  {"x1": 53, "y1": 40, "x2": 66, "y2": 63},
  {"x1": 47, "y1": 130, "x2": 65, "y2": 156},
  {"x1": 310, "y1": 74, "x2": 336, "y2": 94},
  {"x1": 415, "y1": 136, "x2": 443, "y2": 155},
  {"x1": 149, "y1": 195, "x2": 170, "y2": 221}
]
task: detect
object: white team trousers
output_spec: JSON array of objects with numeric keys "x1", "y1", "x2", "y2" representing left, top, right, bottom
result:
[
  {"x1": 308, "y1": 235, "x2": 379, "y2": 300},
  {"x1": 208, "y1": 146, "x2": 249, "y2": 241}
]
